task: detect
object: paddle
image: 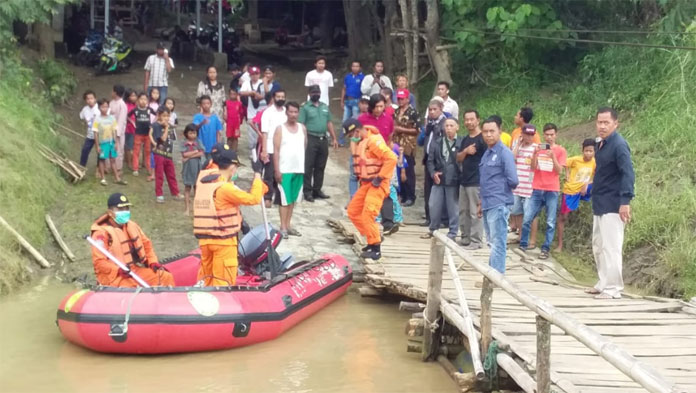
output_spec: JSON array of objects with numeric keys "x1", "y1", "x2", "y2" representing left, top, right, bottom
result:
[
  {"x1": 85, "y1": 235, "x2": 151, "y2": 288},
  {"x1": 259, "y1": 199, "x2": 280, "y2": 279}
]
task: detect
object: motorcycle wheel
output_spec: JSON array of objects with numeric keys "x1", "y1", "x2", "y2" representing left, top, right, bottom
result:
[{"x1": 75, "y1": 51, "x2": 89, "y2": 66}]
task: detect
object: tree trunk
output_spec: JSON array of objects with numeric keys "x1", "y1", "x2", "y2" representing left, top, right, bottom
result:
[
  {"x1": 247, "y1": 0, "x2": 258, "y2": 26},
  {"x1": 343, "y1": 0, "x2": 373, "y2": 62},
  {"x1": 383, "y1": 0, "x2": 397, "y2": 73},
  {"x1": 398, "y1": 0, "x2": 413, "y2": 82},
  {"x1": 319, "y1": 0, "x2": 332, "y2": 49},
  {"x1": 410, "y1": 0, "x2": 419, "y2": 86},
  {"x1": 36, "y1": 22, "x2": 55, "y2": 58},
  {"x1": 424, "y1": 0, "x2": 451, "y2": 85}
]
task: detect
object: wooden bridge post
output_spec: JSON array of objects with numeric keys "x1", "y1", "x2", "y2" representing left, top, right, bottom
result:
[
  {"x1": 422, "y1": 237, "x2": 445, "y2": 361},
  {"x1": 479, "y1": 278, "x2": 493, "y2": 359},
  {"x1": 536, "y1": 315, "x2": 551, "y2": 393}
]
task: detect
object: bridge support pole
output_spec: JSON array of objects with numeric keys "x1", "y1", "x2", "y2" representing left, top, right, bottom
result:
[
  {"x1": 422, "y1": 238, "x2": 444, "y2": 361},
  {"x1": 536, "y1": 316, "x2": 551, "y2": 393},
  {"x1": 479, "y1": 278, "x2": 493, "y2": 359}
]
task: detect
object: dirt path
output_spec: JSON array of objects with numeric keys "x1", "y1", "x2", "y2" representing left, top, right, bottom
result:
[{"x1": 51, "y1": 42, "x2": 363, "y2": 281}]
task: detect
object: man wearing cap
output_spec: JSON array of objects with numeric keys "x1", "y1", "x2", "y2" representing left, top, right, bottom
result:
[
  {"x1": 194, "y1": 145, "x2": 266, "y2": 286},
  {"x1": 240, "y1": 66, "x2": 266, "y2": 156},
  {"x1": 392, "y1": 88, "x2": 421, "y2": 206},
  {"x1": 299, "y1": 84, "x2": 338, "y2": 202},
  {"x1": 344, "y1": 119, "x2": 397, "y2": 260},
  {"x1": 143, "y1": 42, "x2": 174, "y2": 105},
  {"x1": 519, "y1": 123, "x2": 567, "y2": 260},
  {"x1": 90, "y1": 193, "x2": 175, "y2": 287}
]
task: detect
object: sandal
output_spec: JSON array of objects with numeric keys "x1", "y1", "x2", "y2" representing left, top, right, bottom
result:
[
  {"x1": 116, "y1": 179, "x2": 128, "y2": 185},
  {"x1": 420, "y1": 232, "x2": 433, "y2": 239},
  {"x1": 584, "y1": 288, "x2": 601, "y2": 295},
  {"x1": 100, "y1": 179, "x2": 107, "y2": 186},
  {"x1": 287, "y1": 228, "x2": 302, "y2": 237},
  {"x1": 539, "y1": 250, "x2": 549, "y2": 260}
]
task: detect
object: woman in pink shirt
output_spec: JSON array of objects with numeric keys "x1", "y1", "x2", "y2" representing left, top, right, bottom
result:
[{"x1": 358, "y1": 94, "x2": 394, "y2": 142}]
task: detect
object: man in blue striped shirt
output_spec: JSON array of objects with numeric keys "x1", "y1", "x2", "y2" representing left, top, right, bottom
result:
[{"x1": 478, "y1": 116, "x2": 519, "y2": 274}]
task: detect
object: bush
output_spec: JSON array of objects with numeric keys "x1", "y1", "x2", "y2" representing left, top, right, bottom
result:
[{"x1": 36, "y1": 58, "x2": 76, "y2": 104}]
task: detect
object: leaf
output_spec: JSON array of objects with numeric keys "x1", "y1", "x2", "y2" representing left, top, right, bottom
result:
[{"x1": 486, "y1": 7, "x2": 499, "y2": 22}]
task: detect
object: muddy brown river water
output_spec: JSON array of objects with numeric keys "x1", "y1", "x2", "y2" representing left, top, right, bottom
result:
[{"x1": 0, "y1": 280, "x2": 455, "y2": 393}]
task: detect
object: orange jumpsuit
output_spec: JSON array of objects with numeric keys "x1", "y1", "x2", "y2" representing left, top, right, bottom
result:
[
  {"x1": 197, "y1": 175, "x2": 267, "y2": 286},
  {"x1": 90, "y1": 215, "x2": 175, "y2": 287},
  {"x1": 347, "y1": 127, "x2": 397, "y2": 245}
]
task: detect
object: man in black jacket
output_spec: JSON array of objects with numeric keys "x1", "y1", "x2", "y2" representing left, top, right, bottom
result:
[
  {"x1": 421, "y1": 97, "x2": 447, "y2": 226},
  {"x1": 423, "y1": 118, "x2": 460, "y2": 239},
  {"x1": 588, "y1": 107, "x2": 635, "y2": 300}
]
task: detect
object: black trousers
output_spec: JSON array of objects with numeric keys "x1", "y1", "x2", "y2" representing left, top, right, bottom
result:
[
  {"x1": 304, "y1": 134, "x2": 329, "y2": 195},
  {"x1": 399, "y1": 154, "x2": 416, "y2": 202},
  {"x1": 262, "y1": 153, "x2": 276, "y2": 202},
  {"x1": 381, "y1": 196, "x2": 394, "y2": 228},
  {"x1": 423, "y1": 159, "x2": 449, "y2": 223}
]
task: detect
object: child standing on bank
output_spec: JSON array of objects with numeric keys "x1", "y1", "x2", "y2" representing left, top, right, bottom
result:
[
  {"x1": 124, "y1": 89, "x2": 138, "y2": 171},
  {"x1": 180, "y1": 123, "x2": 205, "y2": 215},
  {"x1": 556, "y1": 138, "x2": 596, "y2": 251},
  {"x1": 224, "y1": 89, "x2": 245, "y2": 151},
  {"x1": 128, "y1": 93, "x2": 157, "y2": 180},
  {"x1": 150, "y1": 107, "x2": 182, "y2": 203},
  {"x1": 164, "y1": 97, "x2": 178, "y2": 132},
  {"x1": 79, "y1": 90, "x2": 99, "y2": 168},
  {"x1": 93, "y1": 99, "x2": 127, "y2": 186}
]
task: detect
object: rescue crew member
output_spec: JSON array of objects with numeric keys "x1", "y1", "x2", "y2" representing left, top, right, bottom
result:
[
  {"x1": 345, "y1": 119, "x2": 397, "y2": 260},
  {"x1": 90, "y1": 193, "x2": 175, "y2": 287},
  {"x1": 194, "y1": 144, "x2": 266, "y2": 286}
]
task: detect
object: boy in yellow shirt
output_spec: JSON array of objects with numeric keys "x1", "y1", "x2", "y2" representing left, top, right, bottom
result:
[{"x1": 556, "y1": 139, "x2": 596, "y2": 251}]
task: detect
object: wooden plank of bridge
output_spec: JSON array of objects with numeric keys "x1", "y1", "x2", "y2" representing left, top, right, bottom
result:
[{"x1": 329, "y1": 218, "x2": 696, "y2": 393}]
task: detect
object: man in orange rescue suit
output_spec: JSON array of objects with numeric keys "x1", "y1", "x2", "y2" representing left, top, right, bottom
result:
[
  {"x1": 194, "y1": 144, "x2": 267, "y2": 286},
  {"x1": 345, "y1": 119, "x2": 397, "y2": 260},
  {"x1": 91, "y1": 193, "x2": 175, "y2": 287}
]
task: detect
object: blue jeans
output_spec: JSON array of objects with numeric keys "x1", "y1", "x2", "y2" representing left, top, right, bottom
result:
[
  {"x1": 520, "y1": 190, "x2": 559, "y2": 252},
  {"x1": 429, "y1": 185, "x2": 459, "y2": 238},
  {"x1": 483, "y1": 205, "x2": 510, "y2": 274},
  {"x1": 79, "y1": 138, "x2": 95, "y2": 167},
  {"x1": 348, "y1": 155, "x2": 358, "y2": 199},
  {"x1": 148, "y1": 86, "x2": 168, "y2": 106},
  {"x1": 341, "y1": 99, "x2": 360, "y2": 145}
]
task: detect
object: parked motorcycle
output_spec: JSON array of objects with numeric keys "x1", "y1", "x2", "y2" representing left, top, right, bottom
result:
[
  {"x1": 96, "y1": 35, "x2": 133, "y2": 75},
  {"x1": 74, "y1": 29, "x2": 104, "y2": 67}
]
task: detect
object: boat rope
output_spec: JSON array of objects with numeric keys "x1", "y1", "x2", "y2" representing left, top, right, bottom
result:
[
  {"x1": 483, "y1": 341, "x2": 500, "y2": 389},
  {"x1": 111, "y1": 286, "x2": 142, "y2": 337},
  {"x1": 423, "y1": 313, "x2": 440, "y2": 333}
]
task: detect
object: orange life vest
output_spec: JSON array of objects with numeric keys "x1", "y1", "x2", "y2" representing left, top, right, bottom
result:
[
  {"x1": 351, "y1": 126, "x2": 384, "y2": 181},
  {"x1": 90, "y1": 215, "x2": 149, "y2": 267},
  {"x1": 193, "y1": 169, "x2": 242, "y2": 239}
]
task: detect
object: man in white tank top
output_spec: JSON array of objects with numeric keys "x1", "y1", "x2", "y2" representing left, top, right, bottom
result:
[{"x1": 273, "y1": 102, "x2": 308, "y2": 238}]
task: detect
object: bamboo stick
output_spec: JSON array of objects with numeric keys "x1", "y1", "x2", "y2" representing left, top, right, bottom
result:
[
  {"x1": 422, "y1": 238, "x2": 444, "y2": 361},
  {"x1": 0, "y1": 215, "x2": 52, "y2": 268},
  {"x1": 45, "y1": 214, "x2": 75, "y2": 261},
  {"x1": 496, "y1": 352, "x2": 537, "y2": 393},
  {"x1": 444, "y1": 248, "x2": 485, "y2": 380},
  {"x1": 432, "y1": 231, "x2": 684, "y2": 393},
  {"x1": 52, "y1": 121, "x2": 85, "y2": 139}
]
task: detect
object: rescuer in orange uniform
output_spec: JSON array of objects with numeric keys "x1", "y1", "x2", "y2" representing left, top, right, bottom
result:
[
  {"x1": 345, "y1": 119, "x2": 398, "y2": 260},
  {"x1": 90, "y1": 193, "x2": 175, "y2": 287},
  {"x1": 194, "y1": 144, "x2": 266, "y2": 286}
]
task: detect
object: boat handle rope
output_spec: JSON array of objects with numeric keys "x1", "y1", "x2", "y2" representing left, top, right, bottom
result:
[{"x1": 109, "y1": 286, "x2": 143, "y2": 338}]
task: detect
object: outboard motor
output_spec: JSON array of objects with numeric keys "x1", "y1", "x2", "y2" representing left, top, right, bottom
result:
[{"x1": 238, "y1": 224, "x2": 282, "y2": 274}]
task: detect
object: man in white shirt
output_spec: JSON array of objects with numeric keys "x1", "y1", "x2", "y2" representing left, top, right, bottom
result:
[
  {"x1": 260, "y1": 90, "x2": 288, "y2": 207},
  {"x1": 304, "y1": 56, "x2": 334, "y2": 106},
  {"x1": 143, "y1": 42, "x2": 174, "y2": 105},
  {"x1": 240, "y1": 66, "x2": 266, "y2": 154},
  {"x1": 436, "y1": 81, "x2": 459, "y2": 120},
  {"x1": 360, "y1": 60, "x2": 393, "y2": 96}
]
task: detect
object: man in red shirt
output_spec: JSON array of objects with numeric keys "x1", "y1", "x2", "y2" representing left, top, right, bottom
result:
[{"x1": 518, "y1": 123, "x2": 567, "y2": 259}]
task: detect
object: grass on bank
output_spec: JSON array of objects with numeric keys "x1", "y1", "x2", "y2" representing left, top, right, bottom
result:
[
  {"x1": 0, "y1": 53, "x2": 75, "y2": 295},
  {"x1": 430, "y1": 38, "x2": 696, "y2": 299}
]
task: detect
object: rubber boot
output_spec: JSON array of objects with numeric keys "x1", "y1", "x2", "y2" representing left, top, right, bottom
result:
[{"x1": 360, "y1": 244, "x2": 382, "y2": 260}]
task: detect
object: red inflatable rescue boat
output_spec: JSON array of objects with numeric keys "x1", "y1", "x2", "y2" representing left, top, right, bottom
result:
[{"x1": 56, "y1": 249, "x2": 352, "y2": 354}]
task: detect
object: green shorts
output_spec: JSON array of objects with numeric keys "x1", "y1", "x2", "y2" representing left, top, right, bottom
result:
[
  {"x1": 278, "y1": 173, "x2": 303, "y2": 206},
  {"x1": 98, "y1": 141, "x2": 117, "y2": 160}
]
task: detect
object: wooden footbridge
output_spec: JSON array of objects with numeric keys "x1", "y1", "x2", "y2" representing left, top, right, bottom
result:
[{"x1": 327, "y1": 219, "x2": 696, "y2": 393}]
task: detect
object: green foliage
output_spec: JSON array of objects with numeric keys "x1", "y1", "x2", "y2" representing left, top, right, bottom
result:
[
  {"x1": 36, "y1": 58, "x2": 76, "y2": 104},
  {"x1": 0, "y1": 49, "x2": 69, "y2": 295},
  {"x1": 0, "y1": 0, "x2": 76, "y2": 46}
]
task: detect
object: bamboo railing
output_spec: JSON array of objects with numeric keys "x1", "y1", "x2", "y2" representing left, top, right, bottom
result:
[{"x1": 424, "y1": 232, "x2": 685, "y2": 393}]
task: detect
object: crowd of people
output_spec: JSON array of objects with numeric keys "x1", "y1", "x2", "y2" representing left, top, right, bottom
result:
[{"x1": 81, "y1": 47, "x2": 635, "y2": 300}]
